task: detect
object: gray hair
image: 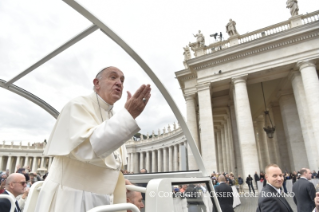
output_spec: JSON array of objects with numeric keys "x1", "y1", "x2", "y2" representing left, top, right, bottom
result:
[{"x1": 93, "y1": 67, "x2": 111, "y2": 91}]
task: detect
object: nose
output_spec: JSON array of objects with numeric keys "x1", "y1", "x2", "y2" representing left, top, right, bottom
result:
[{"x1": 115, "y1": 79, "x2": 122, "y2": 87}]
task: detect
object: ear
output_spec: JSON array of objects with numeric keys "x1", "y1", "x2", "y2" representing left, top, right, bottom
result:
[{"x1": 93, "y1": 79, "x2": 99, "y2": 90}]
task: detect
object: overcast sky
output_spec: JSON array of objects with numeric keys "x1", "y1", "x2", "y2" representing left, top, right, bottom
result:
[{"x1": 0, "y1": 0, "x2": 318, "y2": 144}]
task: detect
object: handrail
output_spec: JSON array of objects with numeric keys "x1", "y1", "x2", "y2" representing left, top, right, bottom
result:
[
  {"x1": 126, "y1": 185, "x2": 146, "y2": 193},
  {"x1": 0, "y1": 194, "x2": 16, "y2": 212},
  {"x1": 87, "y1": 203, "x2": 140, "y2": 212}
]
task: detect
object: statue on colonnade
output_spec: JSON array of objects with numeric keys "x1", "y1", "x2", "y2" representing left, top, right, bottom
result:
[
  {"x1": 226, "y1": 19, "x2": 238, "y2": 36},
  {"x1": 183, "y1": 45, "x2": 191, "y2": 61},
  {"x1": 286, "y1": 0, "x2": 299, "y2": 16},
  {"x1": 193, "y1": 30, "x2": 205, "y2": 47}
]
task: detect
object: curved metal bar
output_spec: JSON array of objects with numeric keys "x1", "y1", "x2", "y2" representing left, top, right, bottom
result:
[
  {"x1": 5, "y1": 25, "x2": 98, "y2": 85},
  {"x1": 126, "y1": 185, "x2": 146, "y2": 193},
  {"x1": 62, "y1": 0, "x2": 207, "y2": 176},
  {"x1": 0, "y1": 79, "x2": 59, "y2": 119},
  {"x1": 87, "y1": 203, "x2": 140, "y2": 212},
  {"x1": 0, "y1": 194, "x2": 16, "y2": 212}
]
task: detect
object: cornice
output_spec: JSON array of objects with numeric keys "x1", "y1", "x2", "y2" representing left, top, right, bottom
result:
[{"x1": 187, "y1": 22, "x2": 319, "y2": 71}]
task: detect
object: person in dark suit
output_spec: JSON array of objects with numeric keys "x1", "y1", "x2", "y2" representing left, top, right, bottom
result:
[
  {"x1": 214, "y1": 175, "x2": 234, "y2": 212},
  {"x1": 254, "y1": 171, "x2": 260, "y2": 190},
  {"x1": 0, "y1": 173, "x2": 26, "y2": 212},
  {"x1": 292, "y1": 168, "x2": 316, "y2": 212},
  {"x1": 256, "y1": 164, "x2": 293, "y2": 212}
]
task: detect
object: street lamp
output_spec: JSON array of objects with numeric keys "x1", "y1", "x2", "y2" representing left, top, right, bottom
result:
[{"x1": 261, "y1": 82, "x2": 276, "y2": 138}]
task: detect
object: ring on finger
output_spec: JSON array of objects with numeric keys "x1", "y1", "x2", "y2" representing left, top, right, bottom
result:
[{"x1": 142, "y1": 98, "x2": 146, "y2": 102}]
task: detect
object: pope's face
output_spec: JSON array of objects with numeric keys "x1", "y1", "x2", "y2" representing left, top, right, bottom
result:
[
  {"x1": 94, "y1": 67, "x2": 124, "y2": 105},
  {"x1": 265, "y1": 166, "x2": 283, "y2": 189}
]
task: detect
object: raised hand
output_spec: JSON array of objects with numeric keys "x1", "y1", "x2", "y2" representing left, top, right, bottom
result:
[{"x1": 125, "y1": 84, "x2": 151, "y2": 119}]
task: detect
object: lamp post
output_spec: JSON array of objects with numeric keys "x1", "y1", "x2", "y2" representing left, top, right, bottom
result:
[{"x1": 261, "y1": 83, "x2": 275, "y2": 138}]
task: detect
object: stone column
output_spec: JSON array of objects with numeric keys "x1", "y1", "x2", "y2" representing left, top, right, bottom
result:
[
  {"x1": 278, "y1": 91, "x2": 309, "y2": 171},
  {"x1": 229, "y1": 103, "x2": 243, "y2": 175},
  {"x1": 216, "y1": 130, "x2": 223, "y2": 173},
  {"x1": 24, "y1": 156, "x2": 29, "y2": 167},
  {"x1": 133, "y1": 153, "x2": 139, "y2": 173},
  {"x1": 130, "y1": 153, "x2": 134, "y2": 172},
  {"x1": 6, "y1": 156, "x2": 12, "y2": 173},
  {"x1": 253, "y1": 121, "x2": 263, "y2": 171},
  {"x1": 185, "y1": 94, "x2": 199, "y2": 170},
  {"x1": 221, "y1": 126, "x2": 227, "y2": 172},
  {"x1": 157, "y1": 149, "x2": 162, "y2": 172},
  {"x1": 256, "y1": 115, "x2": 270, "y2": 168},
  {"x1": 152, "y1": 151, "x2": 156, "y2": 173},
  {"x1": 227, "y1": 117, "x2": 236, "y2": 173},
  {"x1": 197, "y1": 83, "x2": 218, "y2": 173},
  {"x1": 140, "y1": 152, "x2": 145, "y2": 171},
  {"x1": 267, "y1": 105, "x2": 282, "y2": 167},
  {"x1": 15, "y1": 156, "x2": 21, "y2": 170},
  {"x1": 127, "y1": 153, "x2": 131, "y2": 172},
  {"x1": 146, "y1": 152, "x2": 150, "y2": 172},
  {"x1": 168, "y1": 146, "x2": 173, "y2": 171},
  {"x1": 32, "y1": 157, "x2": 37, "y2": 172},
  {"x1": 297, "y1": 61, "x2": 319, "y2": 168},
  {"x1": 40, "y1": 156, "x2": 45, "y2": 168},
  {"x1": 271, "y1": 103, "x2": 291, "y2": 171},
  {"x1": 232, "y1": 75, "x2": 260, "y2": 179},
  {"x1": 223, "y1": 122, "x2": 230, "y2": 172},
  {"x1": 174, "y1": 145, "x2": 179, "y2": 171},
  {"x1": 163, "y1": 148, "x2": 168, "y2": 172}
]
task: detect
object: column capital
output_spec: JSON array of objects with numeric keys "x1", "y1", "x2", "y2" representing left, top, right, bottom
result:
[
  {"x1": 231, "y1": 74, "x2": 248, "y2": 85},
  {"x1": 196, "y1": 82, "x2": 211, "y2": 92},
  {"x1": 297, "y1": 60, "x2": 316, "y2": 70},
  {"x1": 287, "y1": 70, "x2": 301, "y2": 82},
  {"x1": 184, "y1": 94, "x2": 196, "y2": 101}
]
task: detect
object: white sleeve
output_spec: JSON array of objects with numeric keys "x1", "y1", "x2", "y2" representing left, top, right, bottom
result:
[{"x1": 71, "y1": 108, "x2": 140, "y2": 160}]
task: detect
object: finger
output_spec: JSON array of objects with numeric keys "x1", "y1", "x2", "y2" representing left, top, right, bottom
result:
[
  {"x1": 139, "y1": 84, "x2": 151, "y2": 100},
  {"x1": 132, "y1": 85, "x2": 146, "y2": 99},
  {"x1": 126, "y1": 91, "x2": 132, "y2": 101}
]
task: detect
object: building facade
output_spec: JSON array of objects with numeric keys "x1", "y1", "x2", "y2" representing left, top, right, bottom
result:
[
  {"x1": 0, "y1": 141, "x2": 53, "y2": 174},
  {"x1": 175, "y1": 11, "x2": 319, "y2": 179}
]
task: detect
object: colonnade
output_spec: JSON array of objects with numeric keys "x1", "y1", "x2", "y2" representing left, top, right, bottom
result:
[
  {"x1": 0, "y1": 155, "x2": 53, "y2": 174},
  {"x1": 127, "y1": 142, "x2": 186, "y2": 173},
  {"x1": 184, "y1": 60, "x2": 319, "y2": 178}
]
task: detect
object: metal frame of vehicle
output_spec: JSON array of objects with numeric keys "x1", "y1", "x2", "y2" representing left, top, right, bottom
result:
[{"x1": 1, "y1": 0, "x2": 222, "y2": 211}]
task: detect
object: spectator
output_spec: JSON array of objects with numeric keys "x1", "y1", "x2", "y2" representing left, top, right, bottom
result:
[
  {"x1": 215, "y1": 175, "x2": 234, "y2": 212},
  {"x1": 283, "y1": 173, "x2": 288, "y2": 194},
  {"x1": 292, "y1": 171, "x2": 297, "y2": 184},
  {"x1": 238, "y1": 175, "x2": 244, "y2": 193},
  {"x1": 246, "y1": 174, "x2": 255, "y2": 194},
  {"x1": 292, "y1": 168, "x2": 316, "y2": 212},
  {"x1": 254, "y1": 171, "x2": 260, "y2": 190},
  {"x1": 312, "y1": 170, "x2": 317, "y2": 179},
  {"x1": 0, "y1": 173, "x2": 26, "y2": 212},
  {"x1": 126, "y1": 190, "x2": 144, "y2": 212}
]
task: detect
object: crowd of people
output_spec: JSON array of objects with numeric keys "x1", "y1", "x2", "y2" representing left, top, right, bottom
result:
[
  {"x1": 0, "y1": 165, "x2": 48, "y2": 212},
  {"x1": 210, "y1": 169, "x2": 319, "y2": 193},
  {"x1": 210, "y1": 166, "x2": 319, "y2": 212}
]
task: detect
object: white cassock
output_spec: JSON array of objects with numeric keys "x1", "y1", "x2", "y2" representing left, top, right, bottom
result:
[{"x1": 35, "y1": 92, "x2": 140, "y2": 212}]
